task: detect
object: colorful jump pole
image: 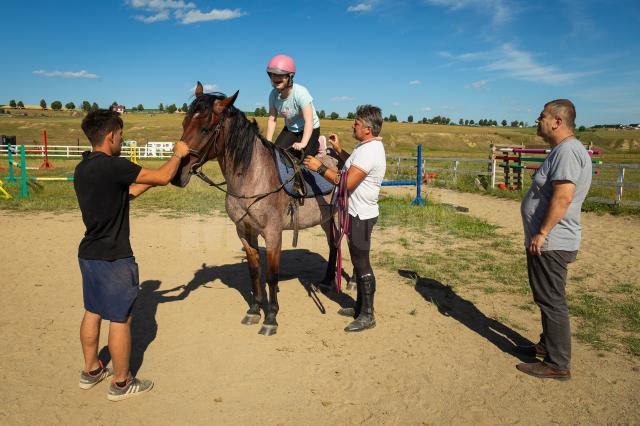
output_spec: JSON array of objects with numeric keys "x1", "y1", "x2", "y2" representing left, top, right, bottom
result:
[
  {"x1": 19, "y1": 145, "x2": 29, "y2": 198},
  {"x1": 129, "y1": 141, "x2": 139, "y2": 165},
  {"x1": 380, "y1": 145, "x2": 425, "y2": 205},
  {"x1": 6, "y1": 143, "x2": 16, "y2": 183},
  {"x1": 39, "y1": 128, "x2": 54, "y2": 170},
  {"x1": 0, "y1": 179, "x2": 10, "y2": 199}
]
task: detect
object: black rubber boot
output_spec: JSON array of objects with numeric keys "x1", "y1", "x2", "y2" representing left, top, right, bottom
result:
[
  {"x1": 344, "y1": 274, "x2": 376, "y2": 332},
  {"x1": 338, "y1": 276, "x2": 362, "y2": 318}
]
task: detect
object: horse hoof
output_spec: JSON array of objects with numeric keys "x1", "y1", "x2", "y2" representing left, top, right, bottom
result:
[
  {"x1": 258, "y1": 324, "x2": 278, "y2": 336},
  {"x1": 241, "y1": 314, "x2": 261, "y2": 325}
]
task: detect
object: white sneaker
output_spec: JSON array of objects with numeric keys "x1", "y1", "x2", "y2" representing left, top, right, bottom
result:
[{"x1": 107, "y1": 376, "x2": 154, "y2": 401}]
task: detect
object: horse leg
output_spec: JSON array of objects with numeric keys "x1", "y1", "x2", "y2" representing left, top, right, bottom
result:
[
  {"x1": 238, "y1": 228, "x2": 262, "y2": 325},
  {"x1": 259, "y1": 232, "x2": 282, "y2": 336}
]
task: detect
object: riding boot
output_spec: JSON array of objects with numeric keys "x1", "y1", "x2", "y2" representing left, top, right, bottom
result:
[
  {"x1": 338, "y1": 276, "x2": 362, "y2": 318},
  {"x1": 344, "y1": 274, "x2": 376, "y2": 332}
]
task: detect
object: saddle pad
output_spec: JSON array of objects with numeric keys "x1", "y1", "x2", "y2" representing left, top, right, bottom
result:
[{"x1": 274, "y1": 150, "x2": 335, "y2": 198}]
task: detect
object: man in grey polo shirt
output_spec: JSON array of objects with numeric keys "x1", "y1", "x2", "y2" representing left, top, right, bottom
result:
[{"x1": 516, "y1": 99, "x2": 592, "y2": 381}]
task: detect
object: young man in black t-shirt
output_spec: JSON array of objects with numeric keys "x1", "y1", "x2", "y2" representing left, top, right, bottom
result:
[{"x1": 74, "y1": 109, "x2": 189, "y2": 401}]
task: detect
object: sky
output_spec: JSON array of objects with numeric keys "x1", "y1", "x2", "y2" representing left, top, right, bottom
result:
[{"x1": 2, "y1": 0, "x2": 639, "y2": 126}]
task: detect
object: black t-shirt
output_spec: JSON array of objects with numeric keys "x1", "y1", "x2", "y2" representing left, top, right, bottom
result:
[{"x1": 74, "y1": 151, "x2": 142, "y2": 260}]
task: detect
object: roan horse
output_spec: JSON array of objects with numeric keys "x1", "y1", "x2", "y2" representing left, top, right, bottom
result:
[{"x1": 172, "y1": 82, "x2": 337, "y2": 336}]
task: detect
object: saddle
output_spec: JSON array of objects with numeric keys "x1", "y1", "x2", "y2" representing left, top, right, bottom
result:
[
  {"x1": 272, "y1": 147, "x2": 336, "y2": 248},
  {"x1": 272, "y1": 148, "x2": 334, "y2": 199}
]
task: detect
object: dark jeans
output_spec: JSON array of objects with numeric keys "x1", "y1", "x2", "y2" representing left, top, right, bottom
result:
[{"x1": 526, "y1": 249, "x2": 577, "y2": 370}]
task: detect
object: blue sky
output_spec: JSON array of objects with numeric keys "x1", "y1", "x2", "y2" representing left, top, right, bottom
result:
[{"x1": 2, "y1": 0, "x2": 639, "y2": 126}]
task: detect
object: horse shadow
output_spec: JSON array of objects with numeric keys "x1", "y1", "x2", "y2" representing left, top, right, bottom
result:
[
  {"x1": 399, "y1": 270, "x2": 536, "y2": 362},
  {"x1": 189, "y1": 248, "x2": 354, "y2": 315},
  {"x1": 97, "y1": 250, "x2": 351, "y2": 375}
]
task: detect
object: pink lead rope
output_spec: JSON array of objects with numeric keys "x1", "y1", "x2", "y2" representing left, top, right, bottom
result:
[{"x1": 332, "y1": 171, "x2": 350, "y2": 293}]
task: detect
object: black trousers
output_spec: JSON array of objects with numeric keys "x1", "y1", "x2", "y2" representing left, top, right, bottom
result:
[
  {"x1": 275, "y1": 127, "x2": 320, "y2": 159},
  {"x1": 526, "y1": 249, "x2": 577, "y2": 370},
  {"x1": 348, "y1": 215, "x2": 378, "y2": 278}
]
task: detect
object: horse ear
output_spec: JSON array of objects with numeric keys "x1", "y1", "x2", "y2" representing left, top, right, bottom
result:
[
  {"x1": 195, "y1": 81, "x2": 203, "y2": 98},
  {"x1": 214, "y1": 90, "x2": 239, "y2": 115},
  {"x1": 222, "y1": 90, "x2": 239, "y2": 108}
]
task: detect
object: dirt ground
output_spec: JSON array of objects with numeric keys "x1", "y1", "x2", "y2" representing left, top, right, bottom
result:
[{"x1": 1, "y1": 188, "x2": 639, "y2": 424}]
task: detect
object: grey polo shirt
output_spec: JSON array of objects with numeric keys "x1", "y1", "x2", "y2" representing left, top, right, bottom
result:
[{"x1": 520, "y1": 138, "x2": 592, "y2": 251}]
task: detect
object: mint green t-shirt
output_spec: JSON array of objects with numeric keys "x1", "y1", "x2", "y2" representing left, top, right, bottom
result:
[{"x1": 269, "y1": 83, "x2": 320, "y2": 132}]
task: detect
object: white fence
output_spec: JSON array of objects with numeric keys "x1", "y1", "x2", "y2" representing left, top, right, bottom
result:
[
  {"x1": 0, "y1": 144, "x2": 173, "y2": 159},
  {"x1": 3, "y1": 144, "x2": 639, "y2": 207}
]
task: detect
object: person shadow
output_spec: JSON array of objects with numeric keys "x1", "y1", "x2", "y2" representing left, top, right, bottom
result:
[
  {"x1": 98, "y1": 273, "x2": 216, "y2": 376},
  {"x1": 399, "y1": 269, "x2": 537, "y2": 362}
]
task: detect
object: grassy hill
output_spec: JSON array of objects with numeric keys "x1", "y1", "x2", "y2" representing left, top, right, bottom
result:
[{"x1": 1, "y1": 110, "x2": 639, "y2": 162}]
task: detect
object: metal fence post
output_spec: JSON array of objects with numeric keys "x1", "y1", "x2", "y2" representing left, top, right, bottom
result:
[
  {"x1": 615, "y1": 166, "x2": 625, "y2": 205},
  {"x1": 411, "y1": 144, "x2": 425, "y2": 206}
]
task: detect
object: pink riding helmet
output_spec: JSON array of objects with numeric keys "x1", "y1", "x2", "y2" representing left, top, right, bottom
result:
[{"x1": 266, "y1": 54, "x2": 296, "y2": 75}]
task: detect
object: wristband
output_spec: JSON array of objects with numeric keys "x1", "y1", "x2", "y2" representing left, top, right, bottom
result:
[
  {"x1": 172, "y1": 153, "x2": 183, "y2": 160},
  {"x1": 317, "y1": 164, "x2": 328, "y2": 176}
]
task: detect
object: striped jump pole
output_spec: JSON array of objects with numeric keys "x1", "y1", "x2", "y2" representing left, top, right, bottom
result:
[
  {"x1": 28, "y1": 177, "x2": 74, "y2": 181},
  {"x1": 499, "y1": 163, "x2": 602, "y2": 174},
  {"x1": 39, "y1": 128, "x2": 54, "y2": 170}
]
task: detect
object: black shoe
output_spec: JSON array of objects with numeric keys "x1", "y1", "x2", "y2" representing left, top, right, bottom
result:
[
  {"x1": 344, "y1": 315, "x2": 376, "y2": 332},
  {"x1": 516, "y1": 361, "x2": 570, "y2": 381},
  {"x1": 516, "y1": 343, "x2": 547, "y2": 357}
]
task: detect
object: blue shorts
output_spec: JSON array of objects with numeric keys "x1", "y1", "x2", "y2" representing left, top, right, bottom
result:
[{"x1": 79, "y1": 257, "x2": 139, "y2": 322}]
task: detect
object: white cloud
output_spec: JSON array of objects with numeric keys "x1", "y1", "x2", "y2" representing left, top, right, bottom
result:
[
  {"x1": 440, "y1": 44, "x2": 593, "y2": 85},
  {"x1": 331, "y1": 96, "x2": 354, "y2": 102},
  {"x1": 189, "y1": 83, "x2": 218, "y2": 93},
  {"x1": 484, "y1": 44, "x2": 591, "y2": 85},
  {"x1": 423, "y1": 0, "x2": 513, "y2": 26},
  {"x1": 128, "y1": 0, "x2": 195, "y2": 11},
  {"x1": 128, "y1": 0, "x2": 244, "y2": 24},
  {"x1": 465, "y1": 79, "x2": 488, "y2": 90},
  {"x1": 134, "y1": 10, "x2": 170, "y2": 22},
  {"x1": 409, "y1": 80, "x2": 421, "y2": 85},
  {"x1": 347, "y1": 3, "x2": 372, "y2": 12},
  {"x1": 33, "y1": 69, "x2": 99, "y2": 79},
  {"x1": 177, "y1": 8, "x2": 246, "y2": 24},
  {"x1": 393, "y1": 101, "x2": 400, "y2": 106},
  {"x1": 422, "y1": 107, "x2": 432, "y2": 112}
]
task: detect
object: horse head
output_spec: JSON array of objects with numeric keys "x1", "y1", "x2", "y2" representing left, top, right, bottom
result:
[{"x1": 172, "y1": 81, "x2": 239, "y2": 187}]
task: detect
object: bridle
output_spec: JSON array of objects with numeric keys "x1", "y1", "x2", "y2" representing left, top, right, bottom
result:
[{"x1": 188, "y1": 111, "x2": 225, "y2": 176}]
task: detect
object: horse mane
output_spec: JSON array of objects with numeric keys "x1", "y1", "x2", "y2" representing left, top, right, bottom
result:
[{"x1": 187, "y1": 93, "x2": 273, "y2": 173}]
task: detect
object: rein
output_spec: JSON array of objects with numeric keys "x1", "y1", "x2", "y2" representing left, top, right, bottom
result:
[{"x1": 332, "y1": 171, "x2": 350, "y2": 293}]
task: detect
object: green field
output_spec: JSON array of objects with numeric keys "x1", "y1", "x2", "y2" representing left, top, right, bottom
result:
[{"x1": 1, "y1": 110, "x2": 639, "y2": 209}]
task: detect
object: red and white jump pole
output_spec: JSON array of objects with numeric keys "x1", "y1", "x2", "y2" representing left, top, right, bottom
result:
[{"x1": 39, "y1": 128, "x2": 54, "y2": 170}]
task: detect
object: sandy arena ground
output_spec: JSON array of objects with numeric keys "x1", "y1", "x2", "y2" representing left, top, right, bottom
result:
[{"x1": 1, "y1": 188, "x2": 639, "y2": 424}]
